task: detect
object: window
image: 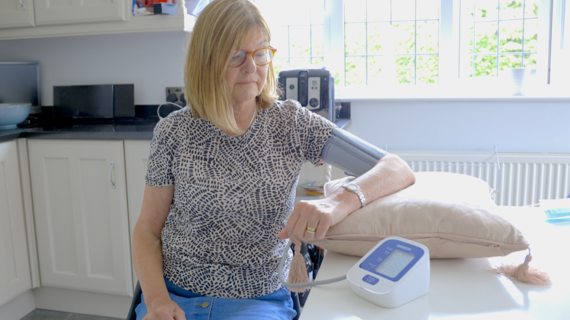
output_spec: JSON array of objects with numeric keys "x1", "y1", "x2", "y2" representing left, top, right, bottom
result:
[
  {"x1": 254, "y1": 0, "x2": 325, "y2": 76},
  {"x1": 344, "y1": 0, "x2": 440, "y2": 86},
  {"x1": 459, "y1": 0, "x2": 539, "y2": 78},
  {"x1": 254, "y1": 0, "x2": 554, "y2": 88}
]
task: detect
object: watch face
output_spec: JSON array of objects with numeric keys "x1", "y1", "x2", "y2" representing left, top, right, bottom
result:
[{"x1": 346, "y1": 184, "x2": 358, "y2": 192}]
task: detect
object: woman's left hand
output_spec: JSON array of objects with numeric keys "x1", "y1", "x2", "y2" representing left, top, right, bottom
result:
[{"x1": 278, "y1": 198, "x2": 343, "y2": 246}]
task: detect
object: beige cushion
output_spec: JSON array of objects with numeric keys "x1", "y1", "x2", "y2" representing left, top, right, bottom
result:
[{"x1": 311, "y1": 172, "x2": 529, "y2": 258}]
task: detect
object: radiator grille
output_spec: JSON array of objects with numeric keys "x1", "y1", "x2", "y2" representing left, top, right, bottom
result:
[{"x1": 395, "y1": 151, "x2": 570, "y2": 206}]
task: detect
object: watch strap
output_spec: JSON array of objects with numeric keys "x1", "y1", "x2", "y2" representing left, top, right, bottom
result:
[{"x1": 343, "y1": 183, "x2": 367, "y2": 208}]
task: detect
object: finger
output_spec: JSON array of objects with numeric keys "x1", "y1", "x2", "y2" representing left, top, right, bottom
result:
[
  {"x1": 173, "y1": 308, "x2": 186, "y2": 320},
  {"x1": 303, "y1": 214, "x2": 321, "y2": 242},
  {"x1": 292, "y1": 207, "x2": 311, "y2": 241},
  {"x1": 289, "y1": 234, "x2": 302, "y2": 247},
  {"x1": 285, "y1": 204, "x2": 301, "y2": 237},
  {"x1": 314, "y1": 218, "x2": 330, "y2": 240},
  {"x1": 278, "y1": 228, "x2": 288, "y2": 239}
]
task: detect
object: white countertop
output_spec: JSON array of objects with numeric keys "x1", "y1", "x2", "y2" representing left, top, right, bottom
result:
[{"x1": 301, "y1": 207, "x2": 570, "y2": 320}]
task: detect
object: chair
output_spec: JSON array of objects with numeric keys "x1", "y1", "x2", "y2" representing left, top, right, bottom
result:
[{"x1": 126, "y1": 281, "x2": 302, "y2": 320}]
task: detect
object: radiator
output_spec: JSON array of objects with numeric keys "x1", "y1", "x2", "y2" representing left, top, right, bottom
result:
[{"x1": 394, "y1": 150, "x2": 570, "y2": 206}]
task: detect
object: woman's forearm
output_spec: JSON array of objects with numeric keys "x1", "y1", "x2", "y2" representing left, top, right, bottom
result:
[
  {"x1": 133, "y1": 227, "x2": 170, "y2": 306},
  {"x1": 327, "y1": 154, "x2": 416, "y2": 225}
]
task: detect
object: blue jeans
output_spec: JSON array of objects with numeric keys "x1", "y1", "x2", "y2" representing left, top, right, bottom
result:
[{"x1": 135, "y1": 278, "x2": 297, "y2": 320}]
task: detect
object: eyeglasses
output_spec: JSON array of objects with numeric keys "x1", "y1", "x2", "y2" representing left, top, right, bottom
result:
[{"x1": 228, "y1": 47, "x2": 277, "y2": 68}]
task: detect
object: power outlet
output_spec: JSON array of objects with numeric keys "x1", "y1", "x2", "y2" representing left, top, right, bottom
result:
[{"x1": 165, "y1": 87, "x2": 186, "y2": 106}]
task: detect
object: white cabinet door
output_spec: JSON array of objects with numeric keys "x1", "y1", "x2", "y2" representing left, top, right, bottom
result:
[
  {"x1": 33, "y1": 0, "x2": 128, "y2": 26},
  {"x1": 28, "y1": 139, "x2": 133, "y2": 296},
  {"x1": 0, "y1": 141, "x2": 32, "y2": 307},
  {"x1": 124, "y1": 140, "x2": 150, "y2": 290},
  {"x1": 0, "y1": 0, "x2": 35, "y2": 29}
]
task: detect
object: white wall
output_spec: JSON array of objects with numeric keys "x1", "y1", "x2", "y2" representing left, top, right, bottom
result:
[
  {"x1": 1, "y1": 31, "x2": 568, "y2": 152},
  {"x1": 0, "y1": 31, "x2": 189, "y2": 106},
  {"x1": 347, "y1": 100, "x2": 570, "y2": 153}
]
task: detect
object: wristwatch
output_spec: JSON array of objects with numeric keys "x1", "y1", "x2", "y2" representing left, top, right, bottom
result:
[{"x1": 342, "y1": 183, "x2": 367, "y2": 208}]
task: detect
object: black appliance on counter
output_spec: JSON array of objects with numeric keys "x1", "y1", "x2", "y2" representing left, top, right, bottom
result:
[{"x1": 53, "y1": 84, "x2": 135, "y2": 120}]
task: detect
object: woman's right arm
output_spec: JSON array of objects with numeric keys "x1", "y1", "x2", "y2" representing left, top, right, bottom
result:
[{"x1": 133, "y1": 184, "x2": 185, "y2": 320}]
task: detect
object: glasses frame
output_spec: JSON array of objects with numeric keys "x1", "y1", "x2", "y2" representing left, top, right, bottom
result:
[{"x1": 228, "y1": 46, "x2": 278, "y2": 68}]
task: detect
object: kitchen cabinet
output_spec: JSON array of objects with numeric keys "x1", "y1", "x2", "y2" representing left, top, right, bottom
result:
[
  {"x1": 0, "y1": 0, "x2": 35, "y2": 29},
  {"x1": 28, "y1": 139, "x2": 133, "y2": 296},
  {"x1": 124, "y1": 139, "x2": 151, "y2": 289},
  {"x1": 0, "y1": 141, "x2": 32, "y2": 307},
  {"x1": 33, "y1": 0, "x2": 128, "y2": 26},
  {"x1": 0, "y1": 0, "x2": 195, "y2": 41}
]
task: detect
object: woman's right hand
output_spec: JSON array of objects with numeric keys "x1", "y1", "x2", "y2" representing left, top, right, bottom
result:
[{"x1": 143, "y1": 296, "x2": 186, "y2": 320}]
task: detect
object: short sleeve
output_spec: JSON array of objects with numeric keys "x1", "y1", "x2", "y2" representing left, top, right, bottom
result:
[
  {"x1": 287, "y1": 100, "x2": 338, "y2": 166},
  {"x1": 145, "y1": 118, "x2": 178, "y2": 187}
]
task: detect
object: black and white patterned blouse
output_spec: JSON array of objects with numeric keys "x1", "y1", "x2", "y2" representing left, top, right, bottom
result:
[{"x1": 145, "y1": 99, "x2": 337, "y2": 299}]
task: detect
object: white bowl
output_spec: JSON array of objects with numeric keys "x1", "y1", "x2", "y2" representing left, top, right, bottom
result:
[{"x1": 0, "y1": 103, "x2": 32, "y2": 130}]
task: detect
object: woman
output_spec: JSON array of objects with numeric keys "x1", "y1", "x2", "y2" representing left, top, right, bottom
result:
[{"x1": 132, "y1": 0, "x2": 415, "y2": 319}]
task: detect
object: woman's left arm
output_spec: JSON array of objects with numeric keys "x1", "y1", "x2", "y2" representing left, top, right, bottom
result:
[{"x1": 278, "y1": 154, "x2": 416, "y2": 246}]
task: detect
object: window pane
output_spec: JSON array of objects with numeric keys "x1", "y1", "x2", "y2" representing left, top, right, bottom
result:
[
  {"x1": 500, "y1": 0, "x2": 524, "y2": 19},
  {"x1": 462, "y1": 0, "x2": 476, "y2": 20},
  {"x1": 255, "y1": 0, "x2": 324, "y2": 75},
  {"x1": 393, "y1": 22, "x2": 416, "y2": 54},
  {"x1": 524, "y1": 18, "x2": 538, "y2": 52},
  {"x1": 395, "y1": 56, "x2": 415, "y2": 84},
  {"x1": 312, "y1": 25, "x2": 324, "y2": 56},
  {"x1": 271, "y1": 26, "x2": 289, "y2": 57},
  {"x1": 499, "y1": 20, "x2": 523, "y2": 53},
  {"x1": 345, "y1": 0, "x2": 366, "y2": 22},
  {"x1": 368, "y1": 22, "x2": 391, "y2": 54},
  {"x1": 367, "y1": 56, "x2": 385, "y2": 85},
  {"x1": 345, "y1": 57, "x2": 366, "y2": 85},
  {"x1": 345, "y1": 23, "x2": 366, "y2": 55},
  {"x1": 417, "y1": 21, "x2": 439, "y2": 53},
  {"x1": 499, "y1": 54, "x2": 523, "y2": 70},
  {"x1": 474, "y1": 0, "x2": 499, "y2": 21},
  {"x1": 416, "y1": 0, "x2": 439, "y2": 20},
  {"x1": 474, "y1": 55, "x2": 497, "y2": 76},
  {"x1": 273, "y1": 59, "x2": 289, "y2": 77},
  {"x1": 311, "y1": 57, "x2": 324, "y2": 67},
  {"x1": 289, "y1": 26, "x2": 311, "y2": 57},
  {"x1": 367, "y1": 0, "x2": 390, "y2": 21},
  {"x1": 524, "y1": 53, "x2": 537, "y2": 68},
  {"x1": 525, "y1": 0, "x2": 539, "y2": 18},
  {"x1": 475, "y1": 22, "x2": 498, "y2": 54},
  {"x1": 417, "y1": 55, "x2": 438, "y2": 84},
  {"x1": 290, "y1": 58, "x2": 312, "y2": 68},
  {"x1": 392, "y1": 0, "x2": 415, "y2": 21}
]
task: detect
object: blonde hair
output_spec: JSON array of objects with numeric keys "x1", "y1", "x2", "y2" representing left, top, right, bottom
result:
[{"x1": 184, "y1": 0, "x2": 279, "y2": 135}]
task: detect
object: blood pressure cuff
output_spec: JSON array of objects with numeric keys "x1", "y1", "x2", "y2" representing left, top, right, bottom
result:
[{"x1": 321, "y1": 128, "x2": 388, "y2": 177}]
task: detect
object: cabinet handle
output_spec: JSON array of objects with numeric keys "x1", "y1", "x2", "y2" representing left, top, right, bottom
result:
[
  {"x1": 109, "y1": 161, "x2": 116, "y2": 189},
  {"x1": 19, "y1": 0, "x2": 26, "y2": 10}
]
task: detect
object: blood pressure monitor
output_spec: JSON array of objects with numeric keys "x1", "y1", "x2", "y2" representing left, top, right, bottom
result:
[{"x1": 347, "y1": 237, "x2": 430, "y2": 308}]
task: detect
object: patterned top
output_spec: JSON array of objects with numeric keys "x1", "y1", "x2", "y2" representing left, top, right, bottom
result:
[{"x1": 145, "y1": 100, "x2": 337, "y2": 299}]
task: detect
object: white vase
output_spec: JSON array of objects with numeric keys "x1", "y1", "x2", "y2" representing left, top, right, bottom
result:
[{"x1": 510, "y1": 68, "x2": 528, "y2": 95}]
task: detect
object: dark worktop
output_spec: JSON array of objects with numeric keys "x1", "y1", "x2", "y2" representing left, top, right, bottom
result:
[
  {"x1": 0, "y1": 118, "x2": 350, "y2": 144},
  {"x1": 0, "y1": 118, "x2": 159, "y2": 143}
]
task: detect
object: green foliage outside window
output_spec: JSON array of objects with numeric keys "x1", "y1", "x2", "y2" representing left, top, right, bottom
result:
[{"x1": 460, "y1": 0, "x2": 539, "y2": 77}]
